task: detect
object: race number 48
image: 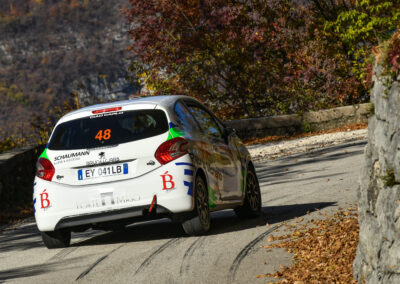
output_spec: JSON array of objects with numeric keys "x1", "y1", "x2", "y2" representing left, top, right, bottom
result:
[{"x1": 95, "y1": 129, "x2": 111, "y2": 141}]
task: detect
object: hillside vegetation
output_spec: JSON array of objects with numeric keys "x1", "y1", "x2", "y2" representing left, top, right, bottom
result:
[
  {"x1": 126, "y1": 0, "x2": 400, "y2": 119},
  {"x1": 1, "y1": 0, "x2": 399, "y2": 153},
  {"x1": 0, "y1": 0, "x2": 133, "y2": 143}
]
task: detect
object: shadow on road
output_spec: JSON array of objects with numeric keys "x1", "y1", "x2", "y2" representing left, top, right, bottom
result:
[
  {"x1": 71, "y1": 201, "x2": 335, "y2": 247},
  {"x1": 0, "y1": 257, "x2": 84, "y2": 282},
  {"x1": 0, "y1": 201, "x2": 335, "y2": 281},
  {"x1": 255, "y1": 141, "x2": 365, "y2": 186},
  {"x1": 0, "y1": 223, "x2": 101, "y2": 254},
  {"x1": 0, "y1": 140, "x2": 363, "y2": 281},
  {"x1": 0, "y1": 224, "x2": 42, "y2": 254},
  {"x1": 0, "y1": 143, "x2": 354, "y2": 255},
  {"x1": 255, "y1": 141, "x2": 364, "y2": 170},
  {"x1": 262, "y1": 202, "x2": 336, "y2": 224}
]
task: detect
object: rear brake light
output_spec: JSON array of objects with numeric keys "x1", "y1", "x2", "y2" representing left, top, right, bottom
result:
[
  {"x1": 92, "y1": 107, "x2": 122, "y2": 114},
  {"x1": 36, "y1": 158, "x2": 55, "y2": 181},
  {"x1": 155, "y1": 137, "x2": 188, "y2": 165}
]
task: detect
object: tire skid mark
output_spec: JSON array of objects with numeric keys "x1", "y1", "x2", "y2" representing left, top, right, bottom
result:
[
  {"x1": 227, "y1": 226, "x2": 277, "y2": 283},
  {"x1": 135, "y1": 238, "x2": 181, "y2": 275},
  {"x1": 49, "y1": 247, "x2": 78, "y2": 262},
  {"x1": 179, "y1": 236, "x2": 206, "y2": 275},
  {"x1": 75, "y1": 244, "x2": 124, "y2": 281}
]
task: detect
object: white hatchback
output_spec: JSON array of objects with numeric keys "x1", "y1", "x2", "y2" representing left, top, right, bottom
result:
[{"x1": 34, "y1": 95, "x2": 261, "y2": 248}]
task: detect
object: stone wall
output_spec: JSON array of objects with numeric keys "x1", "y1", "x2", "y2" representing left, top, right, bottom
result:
[
  {"x1": 225, "y1": 103, "x2": 371, "y2": 139},
  {"x1": 353, "y1": 67, "x2": 400, "y2": 283},
  {"x1": 0, "y1": 145, "x2": 44, "y2": 211}
]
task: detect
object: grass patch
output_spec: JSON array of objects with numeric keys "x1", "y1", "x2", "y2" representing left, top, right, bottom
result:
[
  {"x1": 381, "y1": 169, "x2": 399, "y2": 187},
  {"x1": 367, "y1": 103, "x2": 375, "y2": 116},
  {"x1": 301, "y1": 121, "x2": 313, "y2": 133}
]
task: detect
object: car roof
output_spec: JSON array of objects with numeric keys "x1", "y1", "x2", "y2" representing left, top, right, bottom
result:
[{"x1": 62, "y1": 95, "x2": 191, "y2": 119}]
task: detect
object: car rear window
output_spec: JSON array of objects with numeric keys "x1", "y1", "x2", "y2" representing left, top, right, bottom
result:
[{"x1": 48, "y1": 109, "x2": 168, "y2": 150}]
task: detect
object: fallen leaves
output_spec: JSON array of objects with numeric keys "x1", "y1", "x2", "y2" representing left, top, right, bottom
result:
[
  {"x1": 0, "y1": 205, "x2": 33, "y2": 228},
  {"x1": 260, "y1": 209, "x2": 359, "y2": 283}
]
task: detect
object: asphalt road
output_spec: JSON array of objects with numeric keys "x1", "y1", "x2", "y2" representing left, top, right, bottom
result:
[{"x1": 0, "y1": 140, "x2": 366, "y2": 283}]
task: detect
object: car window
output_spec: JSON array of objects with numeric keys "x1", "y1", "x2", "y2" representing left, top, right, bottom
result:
[
  {"x1": 174, "y1": 101, "x2": 200, "y2": 133},
  {"x1": 48, "y1": 109, "x2": 168, "y2": 150},
  {"x1": 186, "y1": 104, "x2": 223, "y2": 138}
]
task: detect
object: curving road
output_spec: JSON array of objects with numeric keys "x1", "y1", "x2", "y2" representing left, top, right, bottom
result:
[{"x1": 0, "y1": 140, "x2": 366, "y2": 283}]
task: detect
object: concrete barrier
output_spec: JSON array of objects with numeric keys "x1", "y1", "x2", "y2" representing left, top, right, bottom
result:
[
  {"x1": 0, "y1": 145, "x2": 45, "y2": 211},
  {"x1": 225, "y1": 103, "x2": 371, "y2": 139}
]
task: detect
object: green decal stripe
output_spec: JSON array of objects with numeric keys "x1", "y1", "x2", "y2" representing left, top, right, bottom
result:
[
  {"x1": 39, "y1": 148, "x2": 49, "y2": 160},
  {"x1": 167, "y1": 132, "x2": 173, "y2": 141},
  {"x1": 241, "y1": 169, "x2": 247, "y2": 193},
  {"x1": 167, "y1": 127, "x2": 185, "y2": 140},
  {"x1": 208, "y1": 185, "x2": 218, "y2": 208}
]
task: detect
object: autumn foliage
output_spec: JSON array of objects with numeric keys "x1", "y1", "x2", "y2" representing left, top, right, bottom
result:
[
  {"x1": 261, "y1": 208, "x2": 359, "y2": 283},
  {"x1": 385, "y1": 31, "x2": 400, "y2": 74},
  {"x1": 125, "y1": 0, "x2": 379, "y2": 119}
]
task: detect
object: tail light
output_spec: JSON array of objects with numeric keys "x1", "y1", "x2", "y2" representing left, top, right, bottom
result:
[
  {"x1": 36, "y1": 158, "x2": 55, "y2": 181},
  {"x1": 155, "y1": 137, "x2": 188, "y2": 165}
]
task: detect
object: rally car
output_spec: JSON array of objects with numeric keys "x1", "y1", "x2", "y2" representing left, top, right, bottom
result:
[{"x1": 34, "y1": 95, "x2": 261, "y2": 248}]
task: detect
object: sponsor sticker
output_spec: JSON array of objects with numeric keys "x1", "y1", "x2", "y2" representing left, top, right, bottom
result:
[
  {"x1": 75, "y1": 192, "x2": 140, "y2": 210},
  {"x1": 40, "y1": 189, "x2": 51, "y2": 210},
  {"x1": 86, "y1": 156, "x2": 120, "y2": 166},
  {"x1": 100, "y1": 192, "x2": 115, "y2": 206},
  {"x1": 90, "y1": 111, "x2": 124, "y2": 119},
  {"x1": 161, "y1": 171, "x2": 175, "y2": 190},
  {"x1": 54, "y1": 150, "x2": 90, "y2": 165}
]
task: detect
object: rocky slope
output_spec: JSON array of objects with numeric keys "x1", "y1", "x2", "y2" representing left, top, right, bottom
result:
[{"x1": 0, "y1": 0, "x2": 136, "y2": 140}]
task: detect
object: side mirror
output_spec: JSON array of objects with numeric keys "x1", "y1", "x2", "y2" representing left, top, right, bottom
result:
[{"x1": 223, "y1": 127, "x2": 236, "y2": 138}]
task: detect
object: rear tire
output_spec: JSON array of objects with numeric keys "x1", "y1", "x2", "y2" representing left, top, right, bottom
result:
[
  {"x1": 182, "y1": 175, "x2": 210, "y2": 236},
  {"x1": 235, "y1": 165, "x2": 261, "y2": 218},
  {"x1": 41, "y1": 229, "x2": 71, "y2": 249}
]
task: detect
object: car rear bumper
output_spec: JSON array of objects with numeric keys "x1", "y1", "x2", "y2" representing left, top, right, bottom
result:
[
  {"x1": 55, "y1": 204, "x2": 171, "y2": 230},
  {"x1": 34, "y1": 156, "x2": 195, "y2": 231}
]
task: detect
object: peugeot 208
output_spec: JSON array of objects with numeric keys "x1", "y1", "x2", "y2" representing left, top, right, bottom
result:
[{"x1": 34, "y1": 95, "x2": 261, "y2": 248}]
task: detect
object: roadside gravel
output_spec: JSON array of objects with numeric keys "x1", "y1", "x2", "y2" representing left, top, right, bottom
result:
[{"x1": 247, "y1": 129, "x2": 367, "y2": 161}]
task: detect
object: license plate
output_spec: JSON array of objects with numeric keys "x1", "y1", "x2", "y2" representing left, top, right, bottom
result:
[{"x1": 78, "y1": 164, "x2": 128, "y2": 180}]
